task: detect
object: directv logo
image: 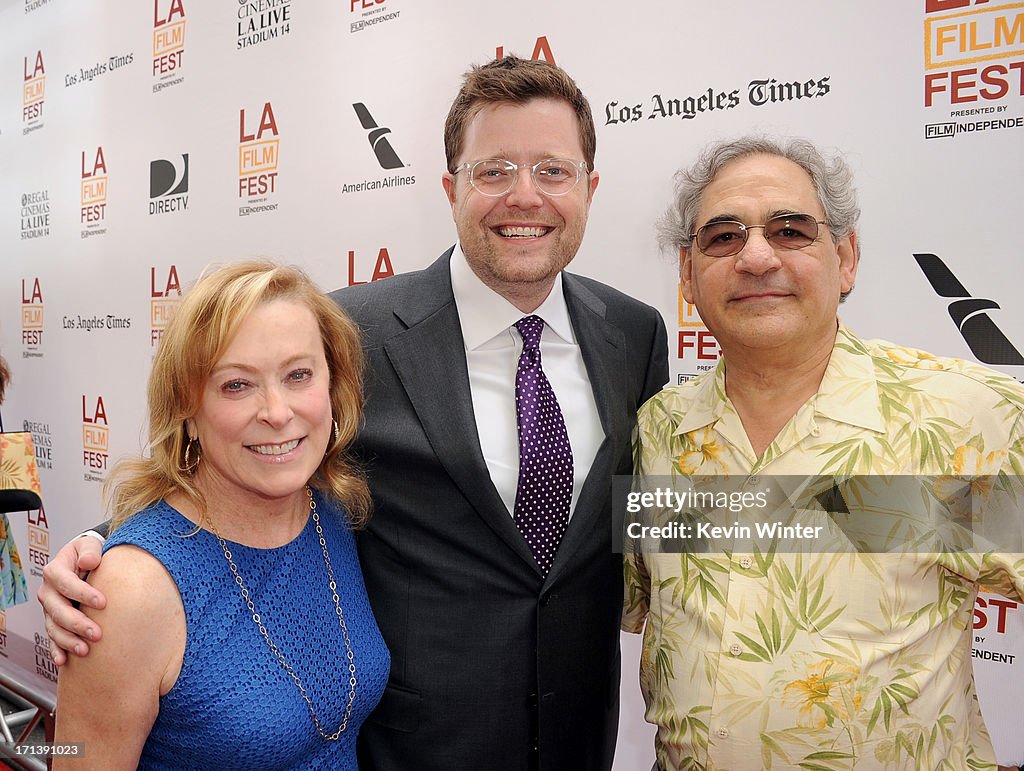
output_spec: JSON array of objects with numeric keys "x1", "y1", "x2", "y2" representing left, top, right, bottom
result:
[{"x1": 149, "y1": 153, "x2": 189, "y2": 215}]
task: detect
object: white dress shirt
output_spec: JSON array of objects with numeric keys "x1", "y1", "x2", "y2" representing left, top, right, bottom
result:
[{"x1": 449, "y1": 245, "x2": 605, "y2": 520}]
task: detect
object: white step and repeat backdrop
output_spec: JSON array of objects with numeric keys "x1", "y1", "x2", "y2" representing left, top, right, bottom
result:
[{"x1": 1, "y1": 0, "x2": 1022, "y2": 765}]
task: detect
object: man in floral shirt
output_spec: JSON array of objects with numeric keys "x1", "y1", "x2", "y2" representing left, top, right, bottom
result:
[{"x1": 623, "y1": 135, "x2": 1024, "y2": 770}]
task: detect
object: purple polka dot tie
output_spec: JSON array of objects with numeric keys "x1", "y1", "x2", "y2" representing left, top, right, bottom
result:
[{"x1": 513, "y1": 315, "x2": 573, "y2": 576}]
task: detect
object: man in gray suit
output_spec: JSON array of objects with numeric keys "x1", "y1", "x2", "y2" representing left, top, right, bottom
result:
[{"x1": 39, "y1": 56, "x2": 668, "y2": 770}]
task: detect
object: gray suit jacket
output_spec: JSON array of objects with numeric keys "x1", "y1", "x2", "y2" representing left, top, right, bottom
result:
[{"x1": 331, "y1": 248, "x2": 668, "y2": 771}]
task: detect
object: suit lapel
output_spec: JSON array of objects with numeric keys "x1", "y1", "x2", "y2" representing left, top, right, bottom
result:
[
  {"x1": 382, "y1": 251, "x2": 539, "y2": 572},
  {"x1": 546, "y1": 274, "x2": 628, "y2": 585}
]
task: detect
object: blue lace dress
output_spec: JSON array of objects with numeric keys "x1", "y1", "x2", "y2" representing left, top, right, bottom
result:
[{"x1": 103, "y1": 491, "x2": 389, "y2": 770}]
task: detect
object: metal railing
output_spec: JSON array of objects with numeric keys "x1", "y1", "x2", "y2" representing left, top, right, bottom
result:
[{"x1": 0, "y1": 665, "x2": 56, "y2": 771}]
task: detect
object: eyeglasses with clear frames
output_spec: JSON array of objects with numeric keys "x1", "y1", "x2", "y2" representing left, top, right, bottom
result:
[
  {"x1": 452, "y1": 158, "x2": 589, "y2": 197},
  {"x1": 691, "y1": 213, "x2": 829, "y2": 258}
]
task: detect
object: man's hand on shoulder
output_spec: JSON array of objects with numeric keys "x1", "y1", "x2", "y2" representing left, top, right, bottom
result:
[{"x1": 37, "y1": 534, "x2": 107, "y2": 666}]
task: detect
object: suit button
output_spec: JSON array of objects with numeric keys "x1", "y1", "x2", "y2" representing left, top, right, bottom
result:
[
  {"x1": 527, "y1": 692, "x2": 538, "y2": 707},
  {"x1": 540, "y1": 592, "x2": 558, "y2": 606}
]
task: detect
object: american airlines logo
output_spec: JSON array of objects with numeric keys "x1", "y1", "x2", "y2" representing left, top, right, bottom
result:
[
  {"x1": 914, "y1": 253, "x2": 1024, "y2": 366},
  {"x1": 352, "y1": 103, "x2": 404, "y2": 170}
]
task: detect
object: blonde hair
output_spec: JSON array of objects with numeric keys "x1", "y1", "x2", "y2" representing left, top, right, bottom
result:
[{"x1": 106, "y1": 260, "x2": 370, "y2": 530}]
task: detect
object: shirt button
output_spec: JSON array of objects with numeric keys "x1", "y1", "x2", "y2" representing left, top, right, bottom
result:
[
  {"x1": 717, "y1": 727, "x2": 729, "y2": 739},
  {"x1": 739, "y1": 557, "x2": 753, "y2": 570},
  {"x1": 729, "y1": 643, "x2": 742, "y2": 657},
  {"x1": 747, "y1": 476, "x2": 760, "y2": 486}
]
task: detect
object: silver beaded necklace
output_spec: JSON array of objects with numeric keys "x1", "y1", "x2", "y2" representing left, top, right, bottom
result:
[{"x1": 211, "y1": 486, "x2": 358, "y2": 740}]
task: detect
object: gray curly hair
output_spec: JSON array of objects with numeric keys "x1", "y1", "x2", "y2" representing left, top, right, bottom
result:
[{"x1": 658, "y1": 135, "x2": 860, "y2": 300}]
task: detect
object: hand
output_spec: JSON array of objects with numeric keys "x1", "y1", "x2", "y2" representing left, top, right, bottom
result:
[{"x1": 37, "y1": 536, "x2": 107, "y2": 666}]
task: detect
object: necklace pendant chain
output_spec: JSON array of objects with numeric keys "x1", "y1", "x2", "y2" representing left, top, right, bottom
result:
[{"x1": 214, "y1": 486, "x2": 358, "y2": 741}]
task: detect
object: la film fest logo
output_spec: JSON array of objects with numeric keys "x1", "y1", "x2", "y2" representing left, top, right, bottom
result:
[
  {"x1": 80, "y1": 146, "x2": 108, "y2": 237},
  {"x1": 237, "y1": 0, "x2": 291, "y2": 50},
  {"x1": 82, "y1": 394, "x2": 109, "y2": 482},
  {"x1": 21, "y1": 277, "x2": 44, "y2": 356},
  {"x1": 151, "y1": 264, "x2": 183, "y2": 346},
  {"x1": 973, "y1": 592, "x2": 1020, "y2": 664},
  {"x1": 923, "y1": 0, "x2": 1024, "y2": 139},
  {"x1": 24, "y1": 0, "x2": 51, "y2": 15},
  {"x1": 914, "y1": 253, "x2": 1024, "y2": 366},
  {"x1": 349, "y1": 0, "x2": 401, "y2": 34},
  {"x1": 347, "y1": 247, "x2": 396, "y2": 287},
  {"x1": 153, "y1": 0, "x2": 186, "y2": 93},
  {"x1": 239, "y1": 101, "x2": 280, "y2": 215},
  {"x1": 677, "y1": 287, "x2": 720, "y2": 383},
  {"x1": 27, "y1": 502, "x2": 51, "y2": 579},
  {"x1": 21, "y1": 189, "x2": 50, "y2": 241},
  {"x1": 22, "y1": 50, "x2": 45, "y2": 132},
  {"x1": 150, "y1": 153, "x2": 189, "y2": 215},
  {"x1": 495, "y1": 35, "x2": 557, "y2": 63},
  {"x1": 342, "y1": 104, "x2": 415, "y2": 194}
]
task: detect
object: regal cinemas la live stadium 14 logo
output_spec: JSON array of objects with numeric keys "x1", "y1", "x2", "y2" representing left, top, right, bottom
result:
[
  {"x1": 923, "y1": 0, "x2": 1024, "y2": 139},
  {"x1": 82, "y1": 394, "x2": 110, "y2": 482},
  {"x1": 23, "y1": 419, "x2": 54, "y2": 472},
  {"x1": 22, "y1": 50, "x2": 45, "y2": 133},
  {"x1": 239, "y1": 102, "x2": 279, "y2": 215},
  {"x1": 21, "y1": 189, "x2": 50, "y2": 241},
  {"x1": 237, "y1": 0, "x2": 291, "y2": 49},
  {"x1": 80, "y1": 146, "x2": 108, "y2": 237},
  {"x1": 21, "y1": 277, "x2": 44, "y2": 356},
  {"x1": 153, "y1": 0, "x2": 185, "y2": 93},
  {"x1": 150, "y1": 264, "x2": 182, "y2": 346},
  {"x1": 349, "y1": 0, "x2": 401, "y2": 33},
  {"x1": 150, "y1": 154, "x2": 189, "y2": 215}
]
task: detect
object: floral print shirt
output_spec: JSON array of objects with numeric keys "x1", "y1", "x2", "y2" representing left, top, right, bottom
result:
[{"x1": 623, "y1": 324, "x2": 1024, "y2": 771}]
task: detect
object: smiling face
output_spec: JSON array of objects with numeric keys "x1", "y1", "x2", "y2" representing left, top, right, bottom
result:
[
  {"x1": 680, "y1": 153, "x2": 858, "y2": 359},
  {"x1": 187, "y1": 298, "x2": 332, "y2": 513},
  {"x1": 441, "y1": 97, "x2": 599, "y2": 311}
]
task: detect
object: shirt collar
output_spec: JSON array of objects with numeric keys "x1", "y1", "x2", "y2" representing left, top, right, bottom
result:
[
  {"x1": 450, "y1": 243, "x2": 575, "y2": 350},
  {"x1": 813, "y1": 322, "x2": 885, "y2": 433},
  {"x1": 672, "y1": 320, "x2": 885, "y2": 437}
]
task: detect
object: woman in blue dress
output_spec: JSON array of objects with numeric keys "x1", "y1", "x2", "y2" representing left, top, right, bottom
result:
[{"x1": 55, "y1": 261, "x2": 389, "y2": 769}]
